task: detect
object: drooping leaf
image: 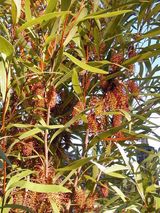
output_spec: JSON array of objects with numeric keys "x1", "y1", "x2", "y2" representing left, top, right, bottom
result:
[{"x1": 64, "y1": 52, "x2": 108, "y2": 74}]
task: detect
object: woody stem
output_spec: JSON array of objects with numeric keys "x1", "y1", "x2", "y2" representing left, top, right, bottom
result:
[{"x1": 44, "y1": 106, "x2": 51, "y2": 178}]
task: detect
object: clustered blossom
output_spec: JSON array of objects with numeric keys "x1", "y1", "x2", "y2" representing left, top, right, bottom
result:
[
  {"x1": 110, "y1": 52, "x2": 124, "y2": 72},
  {"x1": 72, "y1": 44, "x2": 139, "y2": 140},
  {"x1": 74, "y1": 188, "x2": 97, "y2": 212},
  {"x1": 46, "y1": 86, "x2": 57, "y2": 108},
  {"x1": 127, "y1": 80, "x2": 140, "y2": 97}
]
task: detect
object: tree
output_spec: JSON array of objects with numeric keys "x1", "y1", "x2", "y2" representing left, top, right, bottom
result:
[{"x1": 0, "y1": 0, "x2": 160, "y2": 212}]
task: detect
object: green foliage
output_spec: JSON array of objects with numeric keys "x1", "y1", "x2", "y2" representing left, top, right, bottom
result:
[{"x1": 0, "y1": 0, "x2": 160, "y2": 212}]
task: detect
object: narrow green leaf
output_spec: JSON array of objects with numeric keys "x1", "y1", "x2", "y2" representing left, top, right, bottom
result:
[
  {"x1": 64, "y1": 52, "x2": 108, "y2": 74},
  {"x1": 60, "y1": 170, "x2": 76, "y2": 185},
  {"x1": 146, "y1": 184, "x2": 159, "y2": 193},
  {"x1": 76, "y1": 7, "x2": 88, "y2": 23},
  {"x1": 8, "y1": 123, "x2": 34, "y2": 128},
  {"x1": 55, "y1": 69, "x2": 72, "y2": 88},
  {"x1": 107, "y1": 172, "x2": 126, "y2": 179},
  {"x1": 54, "y1": 47, "x2": 64, "y2": 71},
  {"x1": 139, "y1": 27, "x2": 160, "y2": 40},
  {"x1": 123, "y1": 50, "x2": 160, "y2": 66},
  {"x1": 85, "y1": 175, "x2": 98, "y2": 184},
  {"x1": 120, "y1": 109, "x2": 132, "y2": 132},
  {"x1": 91, "y1": 161, "x2": 128, "y2": 175},
  {"x1": 116, "y1": 143, "x2": 131, "y2": 170},
  {"x1": 155, "y1": 197, "x2": 160, "y2": 210},
  {"x1": 61, "y1": 0, "x2": 71, "y2": 11},
  {"x1": 0, "y1": 36, "x2": 14, "y2": 57},
  {"x1": 11, "y1": 0, "x2": 21, "y2": 24},
  {"x1": 63, "y1": 26, "x2": 77, "y2": 47},
  {"x1": 72, "y1": 69, "x2": 83, "y2": 95},
  {"x1": 49, "y1": 113, "x2": 84, "y2": 145},
  {"x1": 37, "y1": 124, "x2": 64, "y2": 130},
  {"x1": 0, "y1": 204, "x2": 34, "y2": 213},
  {"x1": 0, "y1": 148, "x2": 12, "y2": 166},
  {"x1": 49, "y1": 198, "x2": 60, "y2": 213},
  {"x1": 12, "y1": 180, "x2": 70, "y2": 193},
  {"x1": 6, "y1": 170, "x2": 34, "y2": 190},
  {"x1": 125, "y1": 205, "x2": 141, "y2": 213},
  {"x1": 17, "y1": 12, "x2": 69, "y2": 32},
  {"x1": 0, "y1": 60, "x2": 6, "y2": 102},
  {"x1": 57, "y1": 157, "x2": 92, "y2": 171},
  {"x1": 133, "y1": 161, "x2": 145, "y2": 202},
  {"x1": 109, "y1": 182, "x2": 126, "y2": 202},
  {"x1": 44, "y1": 18, "x2": 59, "y2": 46},
  {"x1": 82, "y1": 10, "x2": 132, "y2": 20},
  {"x1": 45, "y1": 0, "x2": 58, "y2": 13},
  {"x1": 88, "y1": 125, "x2": 126, "y2": 149},
  {"x1": 18, "y1": 128, "x2": 42, "y2": 140},
  {"x1": 25, "y1": 0, "x2": 32, "y2": 21},
  {"x1": 1, "y1": 197, "x2": 13, "y2": 213}
]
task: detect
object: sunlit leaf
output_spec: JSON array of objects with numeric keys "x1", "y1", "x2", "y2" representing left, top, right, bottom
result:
[
  {"x1": 12, "y1": 180, "x2": 70, "y2": 193},
  {"x1": 91, "y1": 160, "x2": 128, "y2": 175},
  {"x1": 25, "y1": 0, "x2": 32, "y2": 21},
  {"x1": 0, "y1": 36, "x2": 14, "y2": 57},
  {"x1": 109, "y1": 182, "x2": 127, "y2": 202},
  {"x1": 17, "y1": 12, "x2": 70, "y2": 32},
  {"x1": 82, "y1": 10, "x2": 132, "y2": 20},
  {"x1": 11, "y1": 0, "x2": 21, "y2": 24}
]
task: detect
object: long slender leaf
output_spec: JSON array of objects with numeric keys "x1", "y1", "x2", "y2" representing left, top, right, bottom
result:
[
  {"x1": 82, "y1": 10, "x2": 132, "y2": 20},
  {"x1": 64, "y1": 52, "x2": 108, "y2": 74},
  {"x1": 17, "y1": 12, "x2": 69, "y2": 32},
  {"x1": 11, "y1": 180, "x2": 70, "y2": 193}
]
